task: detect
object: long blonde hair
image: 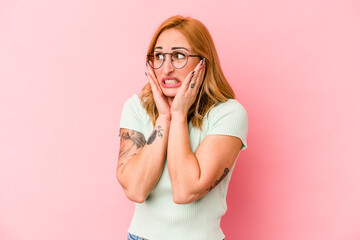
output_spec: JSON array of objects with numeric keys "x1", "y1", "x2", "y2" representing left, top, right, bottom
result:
[{"x1": 140, "y1": 15, "x2": 235, "y2": 128}]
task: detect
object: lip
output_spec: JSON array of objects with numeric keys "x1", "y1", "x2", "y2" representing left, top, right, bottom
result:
[{"x1": 161, "y1": 76, "x2": 182, "y2": 88}]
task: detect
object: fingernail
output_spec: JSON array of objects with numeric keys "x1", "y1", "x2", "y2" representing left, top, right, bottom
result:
[
  {"x1": 191, "y1": 70, "x2": 195, "y2": 74},
  {"x1": 200, "y1": 58, "x2": 205, "y2": 66},
  {"x1": 145, "y1": 72, "x2": 147, "y2": 76}
]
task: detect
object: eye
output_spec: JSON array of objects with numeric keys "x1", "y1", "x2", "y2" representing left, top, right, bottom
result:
[
  {"x1": 173, "y1": 51, "x2": 186, "y2": 60},
  {"x1": 154, "y1": 53, "x2": 164, "y2": 60}
]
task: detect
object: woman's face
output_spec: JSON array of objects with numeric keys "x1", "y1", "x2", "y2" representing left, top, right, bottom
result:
[{"x1": 153, "y1": 29, "x2": 201, "y2": 98}]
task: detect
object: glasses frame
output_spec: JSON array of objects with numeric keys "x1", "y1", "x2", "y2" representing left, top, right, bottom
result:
[{"x1": 147, "y1": 51, "x2": 202, "y2": 69}]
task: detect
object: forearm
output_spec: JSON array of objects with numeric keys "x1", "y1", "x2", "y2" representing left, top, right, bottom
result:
[
  {"x1": 117, "y1": 116, "x2": 170, "y2": 202},
  {"x1": 167, "y1": 115, "x2": 202, "y2": 203}
]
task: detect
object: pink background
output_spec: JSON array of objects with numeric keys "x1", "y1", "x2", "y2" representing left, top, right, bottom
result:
[{"x1": 1, "y1": 0, "x2": 359, "y2": 239}]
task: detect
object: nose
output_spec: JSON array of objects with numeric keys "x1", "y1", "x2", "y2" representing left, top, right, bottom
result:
[{"x1": 162, "y1": 54, "x2": 174, "y2": 75}]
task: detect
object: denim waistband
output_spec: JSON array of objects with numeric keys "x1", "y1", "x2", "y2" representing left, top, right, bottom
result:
[
  {"x1": 127, "y1": 232, "x2": 224, "y2": 240},
  {"x1": 127, "y1": 232, "x2": 148, "y2": 240}
]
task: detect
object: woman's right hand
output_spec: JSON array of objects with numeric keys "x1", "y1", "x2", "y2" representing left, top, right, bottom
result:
[{"x1": 146, "y1": 62, "x2": 171, "y2": 121}]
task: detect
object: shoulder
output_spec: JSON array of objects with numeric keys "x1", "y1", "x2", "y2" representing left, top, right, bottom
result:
[
  {"x1": 123, "y1": 94, "x2": 142, "y2": 108},
  {"x1": 205, "y1": 99, "x2": 249, "y2": 150},
  {"x1": 122, "y1": 94, "x2": 148, "y2": 115},
  {"x1": 207, "y1": 98, "x2": 248, "y2": 121},
  {"x1": 120, "y1": 94, "x2": 149, "y2": 132}
]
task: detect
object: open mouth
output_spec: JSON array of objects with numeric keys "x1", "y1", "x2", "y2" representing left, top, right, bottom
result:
[{"x1": 161, "y1": 77, "x2": 182, "y2": 88}]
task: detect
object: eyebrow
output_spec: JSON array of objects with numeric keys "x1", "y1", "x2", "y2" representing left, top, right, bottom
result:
[
  {"x1": 153, "y1": 46, "x2": 189, "y2": 51},
  {"x1": 171, "y1": 47, "x2": 189, "y2": 51}
]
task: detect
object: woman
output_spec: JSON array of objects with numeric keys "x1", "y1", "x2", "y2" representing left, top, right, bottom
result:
[{"x1": 117, "y1": 15, "x2": 248, "y2": 240}]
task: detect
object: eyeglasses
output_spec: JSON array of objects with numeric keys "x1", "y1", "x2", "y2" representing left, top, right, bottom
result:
[{"x1": 147, "y1": 50, "x2": 202, "y2": 69}]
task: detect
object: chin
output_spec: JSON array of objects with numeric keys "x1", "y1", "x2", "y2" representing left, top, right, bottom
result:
[{"x1": 162, "y1": 88, "x2": 179, "y2": 98}]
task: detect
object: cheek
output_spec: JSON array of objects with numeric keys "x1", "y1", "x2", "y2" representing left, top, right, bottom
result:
[
  {"x1": 188, "y1": 59, "x2": 200, "y2": 71},
  {"x1": 181, "y1": 64, "x2": 196, "y2": 78}
]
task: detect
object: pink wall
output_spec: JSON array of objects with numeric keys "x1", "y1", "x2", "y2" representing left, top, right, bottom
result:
[{"x1": 1, "y1": 0, "x2": 359, "y2": 239}]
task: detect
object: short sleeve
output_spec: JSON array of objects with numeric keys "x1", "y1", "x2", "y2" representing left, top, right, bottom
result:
[
  {"x1": 206, "y1": 99, "x2": 248, "y2": 150},
  {"x1": 118, "y1": 95, "x2": 145, "y2": 138}
]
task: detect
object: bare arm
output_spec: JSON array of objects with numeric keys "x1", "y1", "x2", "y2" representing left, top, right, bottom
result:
[
  {"x1": 165, "y1": 57, "x2": 243, "y2": 204},
  {"x1": 167, "y1": 116, "x2": 242, "y2": 204},
  {"x1": 116, "y1": 116, "x2": 170, "y2": 203}
]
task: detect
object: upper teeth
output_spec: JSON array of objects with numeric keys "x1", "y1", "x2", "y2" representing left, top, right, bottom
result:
[{"x1": 164, "y1": 79, "x2": 179, "y2": 84}]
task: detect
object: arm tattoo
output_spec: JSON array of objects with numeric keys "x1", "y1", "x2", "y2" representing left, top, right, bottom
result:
[
  {"x1": 118, "y1": 130, "x2": 146, "y2": 163},
  {"x1": 147, "y1": 125, "x2": 164, "y2": 145},
  {"x1": 121, "y1": 131, "x2": 146, "y2": 149},
  {"x1": 206, "y1": 168, "x2": 230, "y2": 192}
]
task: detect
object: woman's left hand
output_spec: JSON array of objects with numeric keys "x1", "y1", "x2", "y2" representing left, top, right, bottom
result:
[{"x1": 171, "y1": 58, "x2": 206, "y2": 119}]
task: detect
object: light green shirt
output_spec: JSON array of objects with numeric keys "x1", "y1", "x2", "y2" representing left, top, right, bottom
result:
[{"x1": 119, "y1": 94, "x2": 248, "y2": 240}]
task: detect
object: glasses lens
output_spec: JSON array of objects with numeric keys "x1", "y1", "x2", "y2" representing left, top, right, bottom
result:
[
  {"x1": 147, "y1": 53, "x2": 164, "y2": 69},
  {"x1": 171, "y1": 51, "x2": 188, "y2": 69}
]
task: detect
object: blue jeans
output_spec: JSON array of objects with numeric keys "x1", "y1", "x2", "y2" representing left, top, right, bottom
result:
[
  {"x1": 127, "y1": 232, "x2": 224, "y2": 240},
  {"x1": 127, "y1": 233, "x2": 148, "y2": 240}
]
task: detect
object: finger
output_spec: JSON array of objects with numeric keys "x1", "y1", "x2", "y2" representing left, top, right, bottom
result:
[
  {"x1": 186, "y1": 58, "x2": 205, "y2": 86},
  {"x1": 147, "y1": 71, "x2": 162, "y2": 97},
  {"x1": 188, "y1": 72, "x2": 201, "y2": 93},
  {"x1": 149, "y1": 66, "x2": 164, "y2": 93},
  {"x1": 147, "y1": 74, "x2": 159, "y2": 95},
  {"x1": 184, "y1": 70, "x2": 196, "y2": 89},
  {"x1": 146, "y1": 64, "x2": 162, "y2": 93},
  {"x1": 193, "y1": 62, "x2": 205, "y2": 89},
  {"x1": 183, "y1": 59, "x2": 202, "y2": 86},
  {"x1": 189, "y1": 59, "x2": 205, "y2": 90},
  {"x1": 146, "y1": 62, "x2": 157, "y2": 82}
]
